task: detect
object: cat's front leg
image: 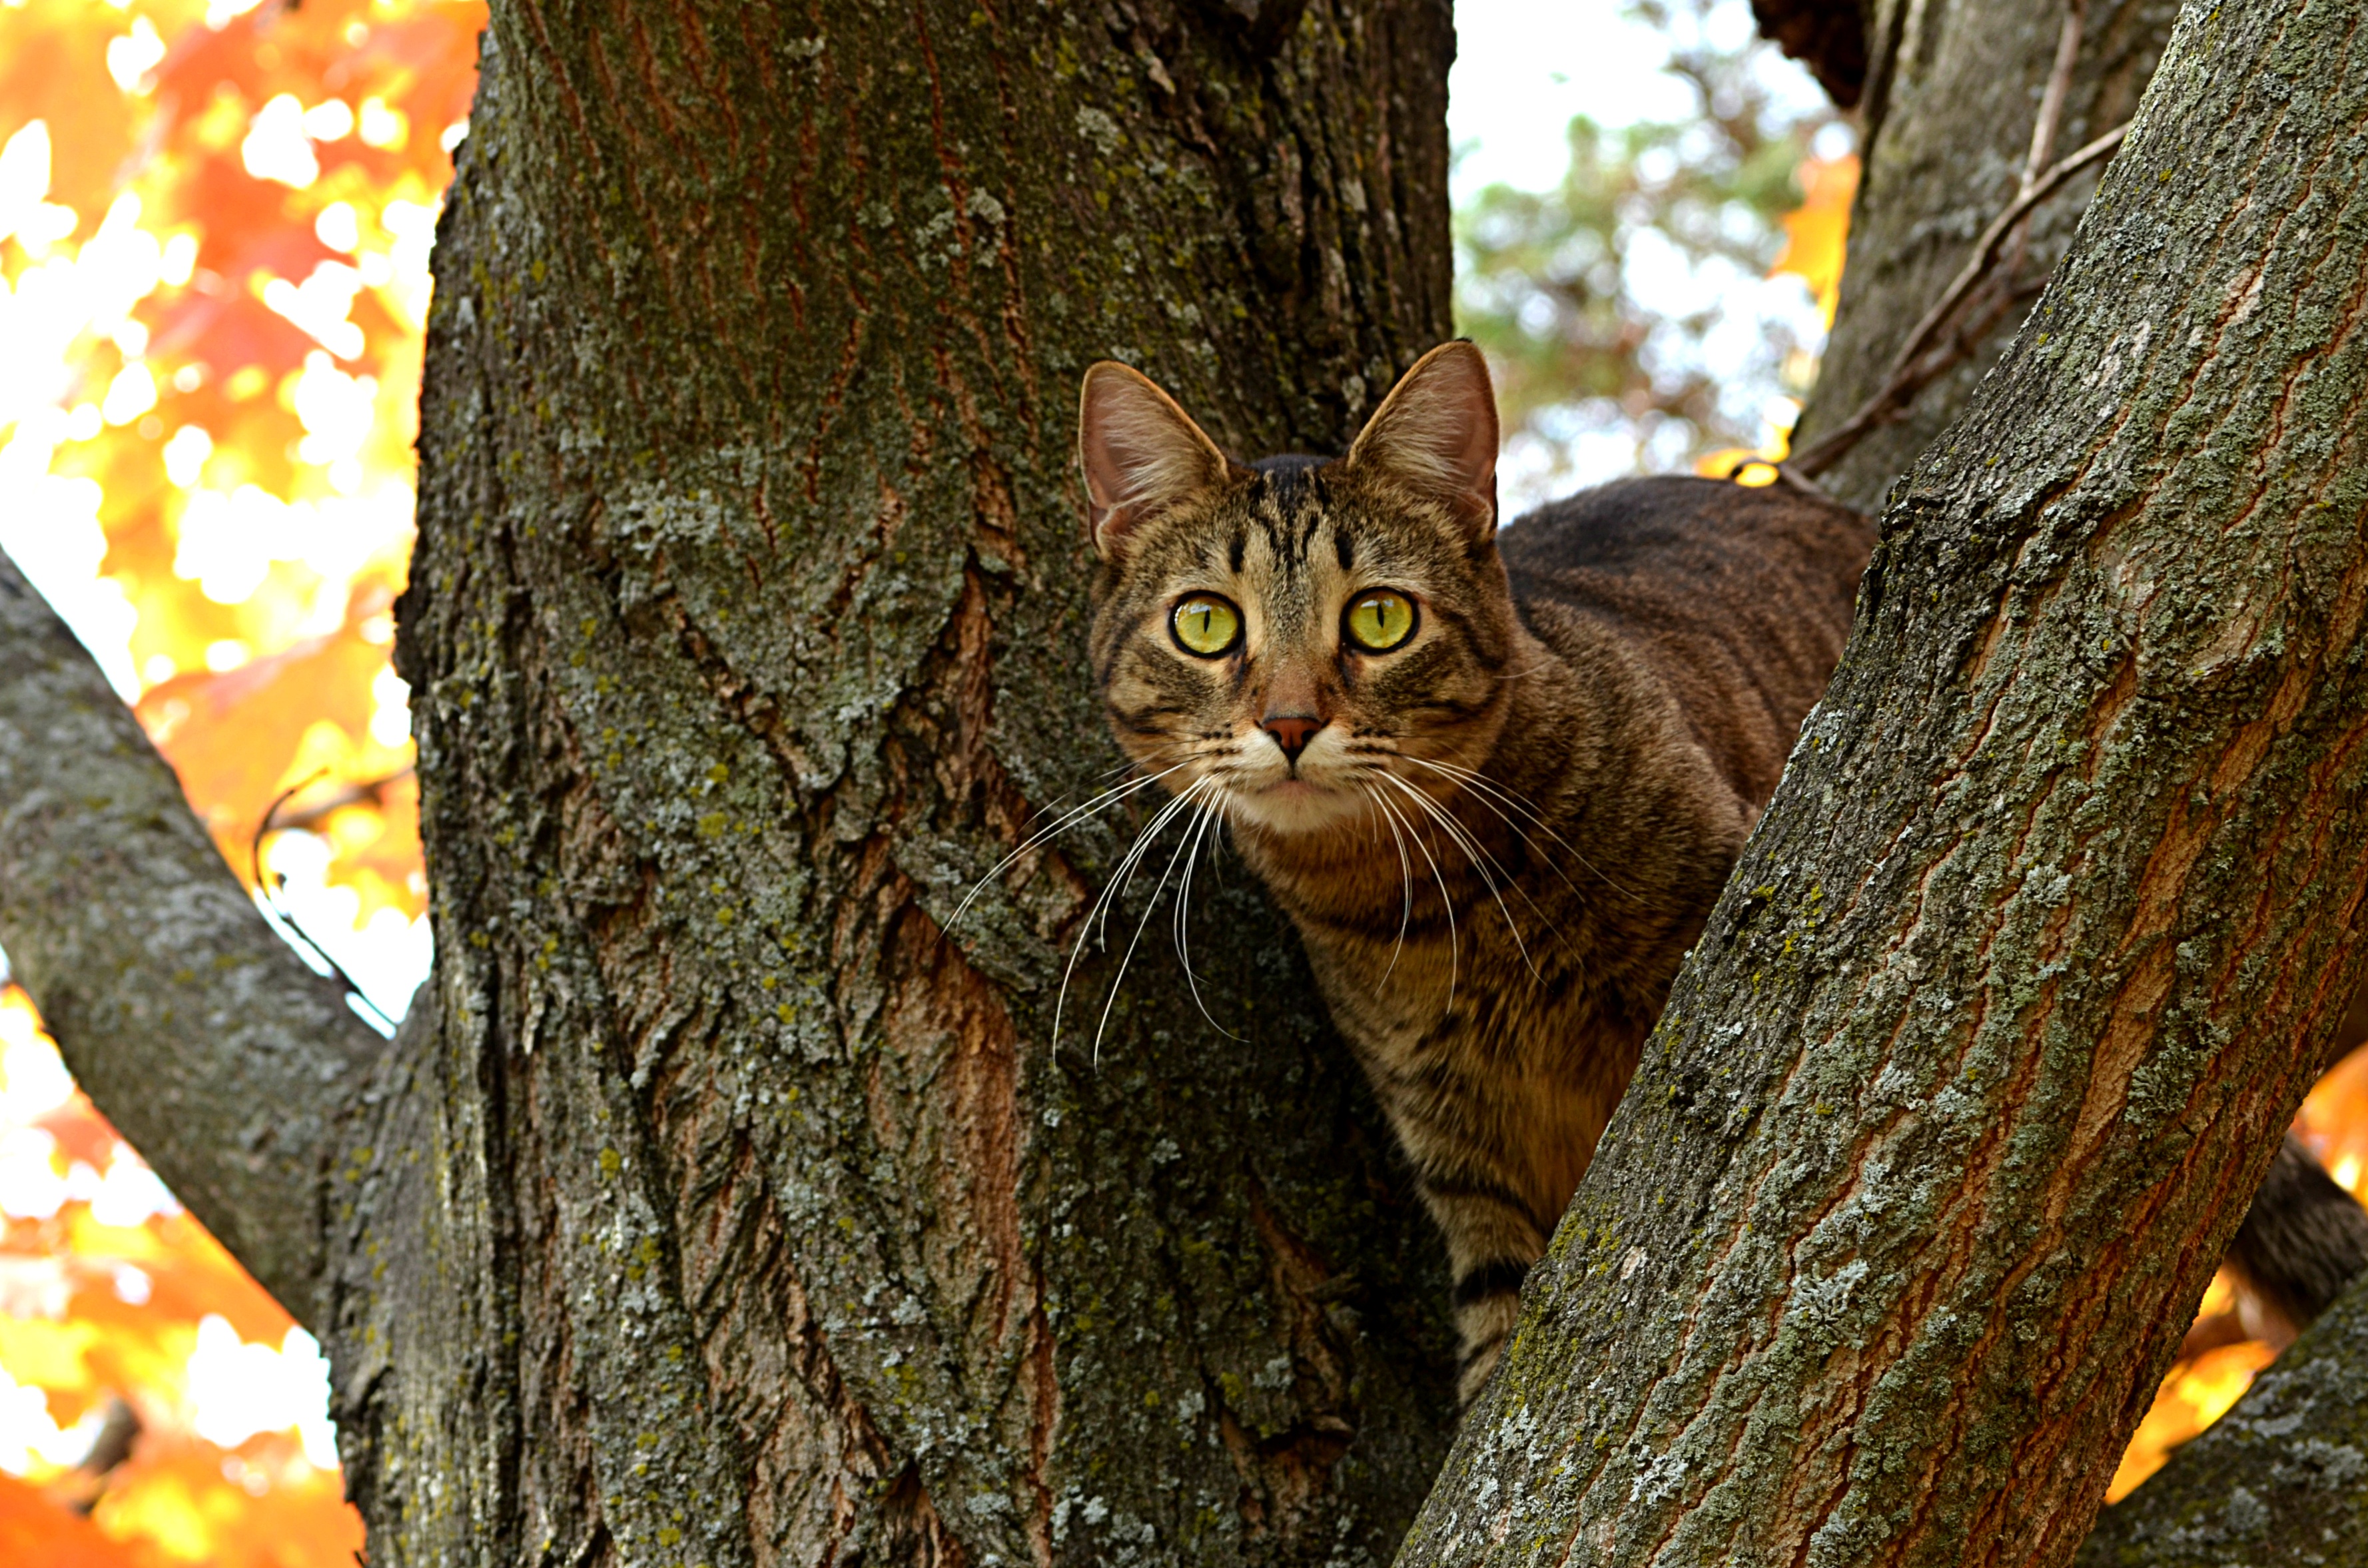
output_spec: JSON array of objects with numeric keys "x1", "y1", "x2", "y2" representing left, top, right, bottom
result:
[
  {"x1": 1387, "y1": 1111, "x2": 1557, "y2": 1404},
  {"x1": 1426, "y1": 1172, "x2": 1551, "y2": 1404},
  {"x1": 1370, "y1": 1031, "x2": 1628, "y2": 1407}
]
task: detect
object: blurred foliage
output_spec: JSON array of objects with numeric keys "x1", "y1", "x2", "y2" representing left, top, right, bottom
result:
[
  {"x1": 0, "y1": 0, "x2": 481, "y2": 1557},
  {"x1": 0, "y1": 0, "x2": 478, "y2": 925},
  {"x1": 1453, "y1": 0, "x2": 1848, "y2": 494},
  {"x1": 0, "y1": 990, "x2": 360, "y2": 1567}
]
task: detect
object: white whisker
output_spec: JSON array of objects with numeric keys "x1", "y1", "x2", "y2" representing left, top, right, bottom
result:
[
  {"x1": 1170, "y1": 795, "x2": 1240, "y2": 1040},
  {"x1": 1360, "y1": 783, "x2": 1416, "y2": 983},
  {"x1": 1053, "y1": 780, "x2": 1209, "y2": 1052},
  {"x1": 1378, "y1": 771, "x2": 1542, "y2": 982},
  {"x1": 1369, "y1": 781, "x2": 1457, "y2": 1010},
  {"x1": 1099, "y1": 773, "x2": 1206, "y2": 949},
  {"x1": 1092, "y1": 779, "x2": 1216, "y2": 1062},
  {"x1": 951, "y1": 759, "x2": 1196, "y2": 928},
  {"x1": 1399, "y1": 757, "x2": 1584, "y2": 901},
  {"x1": 1404, "y1": 755, "x2": 1638, "y2": 903}
]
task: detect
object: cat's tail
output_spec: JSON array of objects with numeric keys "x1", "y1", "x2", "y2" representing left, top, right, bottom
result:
[{"x1": 2218, "y1": 1136, "x2": 2368, "y2": 1351}]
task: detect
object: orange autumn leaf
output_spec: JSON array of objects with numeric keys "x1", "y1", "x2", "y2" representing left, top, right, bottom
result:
[
  {"x1": 1693, "y1": 446, "x2": 1786, "y2": 482},
  {"x1": 2108, "y1": 1338, "x2": 2281, "y2": 1501},
  {"x1": 0, "y1": 1471, "x2": 147, "y2": 1568},
  {"x1": 42, "y1": 1210, "x2": 298, "y2": 1380},
  {"x1": 316, "y1": 769, "x2": 425, "y2": 918},
  {"x1": 93, "y1": 1430, "x2": 362, "y2": 1568},
  {"x1": 134, "y1": 577, "x2": 410, "y2": 881},
  {"x1": 1690, "y1": 149, "x2": 1854, "y2": 483},
  {"x1": 2297, "y1": 1036, "x2": 2368, "y2": 1196},
  {"x1": 1771, "y1": 153, "x2": 1857, "y2": 328}
]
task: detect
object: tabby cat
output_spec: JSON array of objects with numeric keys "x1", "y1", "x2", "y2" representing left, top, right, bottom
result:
[{"x1": 1076, "y1": 342, "x2": 1874, "y2": 1400}]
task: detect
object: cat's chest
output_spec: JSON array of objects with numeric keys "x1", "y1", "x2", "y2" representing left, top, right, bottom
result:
[{"x1": 1286, "y1": 899, "x2": 1614, "y2": 1066}]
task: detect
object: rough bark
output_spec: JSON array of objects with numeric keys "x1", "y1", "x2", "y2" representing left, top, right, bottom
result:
[
  {"x1": 1396, "y1": 0, "x2": 2368, "y2": 1564},
  {"x1": 2078, "y1": 1266, "x2": 2368, "y2": 1566},
  {"x1": 0, "y1": 549, "x2": 376, "y2": 1326},
  {"x1": 325, "y1": 3, "x2": 1459, "y2": 1565},
  {"x1": 1795, "y1": 0, "x2": 2180, "y2": 512},
  {"x1": 1784, "y1": 0, "x2": 2368, "y2": 1537}
]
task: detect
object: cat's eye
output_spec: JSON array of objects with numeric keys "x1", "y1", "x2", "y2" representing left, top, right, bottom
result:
[
  {"x1": 1170, "y1": 593, "x2": 1243, "y2": 657},
  {"x1": 1344, "y1": 589, "x2": 1417, "y2": 652}
]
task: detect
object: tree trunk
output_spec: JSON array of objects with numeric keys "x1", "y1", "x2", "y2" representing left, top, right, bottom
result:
[
  {"x1": 1798, "y1": 0, "x2": 2368, "y2": 1545},
  {"x1": 1395, "y1": 0, "x2": 2368, "y2": 1564},
  {"x1": 328, "y1": 3, "x2": 1460, "y2": 1565},
  {"x1": 1794, "y1": 0, "x2": 2181, "y2": 512}
]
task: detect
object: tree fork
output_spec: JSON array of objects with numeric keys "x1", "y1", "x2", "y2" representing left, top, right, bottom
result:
[{"x1": 1397, "y1": 0, "x2": 2368, "y2": 1562}]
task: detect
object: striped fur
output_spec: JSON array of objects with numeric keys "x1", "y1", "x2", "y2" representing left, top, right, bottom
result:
[{"x1": 1080, "y1": 346, "x2": 1874, "y2": 1404}]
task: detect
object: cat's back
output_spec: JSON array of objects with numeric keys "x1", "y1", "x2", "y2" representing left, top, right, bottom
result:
[{"x1": 1501, "y1": 475, "x2": 1875, "y2": 807}]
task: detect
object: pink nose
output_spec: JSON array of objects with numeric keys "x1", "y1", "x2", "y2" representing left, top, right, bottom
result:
[{"x1": 1262, "y1": 715, "x2": 1323, "y2": 762}]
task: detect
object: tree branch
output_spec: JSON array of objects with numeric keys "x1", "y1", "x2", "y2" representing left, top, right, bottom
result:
[
  {"x1": 1397, "y1": 0, "x2": 2368, "y2": 1557},
  {"x1": 0, "y1": 548, "x2": 382, "y2": 1327}
]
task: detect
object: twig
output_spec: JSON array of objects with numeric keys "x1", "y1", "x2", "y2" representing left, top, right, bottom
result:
[
  {"x1": 2022, "y1": 0, "x2": 2087, "y2": 194},
  {"x1": 1789, "y1": 119, "x2": 2128, "y2": 478},
  {"x1": 250, "y1": 771, "x2": 400, "y2": 1033},
  {"x1": 1866, "y1": 123, "x2": 2124, "y2": 402},
  {"x1": 264, "y1": 765, "x2": 416, "y2": 834},
  {"x1": 2009, "y1": 0, "x2": 2088, "y2": 276}
]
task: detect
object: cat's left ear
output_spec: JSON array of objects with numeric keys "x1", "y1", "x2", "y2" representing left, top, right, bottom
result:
[
  {"x1": 1078, "y1": 362, "x2": 1234, "y2": 559},
  {"x1": 1345, "y1": 341, "x2": 1501, "y2": 543}
]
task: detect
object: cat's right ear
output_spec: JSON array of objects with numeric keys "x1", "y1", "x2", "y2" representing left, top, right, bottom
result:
[{"x1": 1078, "y1": 363, "x2": 1232, "y2": 559}]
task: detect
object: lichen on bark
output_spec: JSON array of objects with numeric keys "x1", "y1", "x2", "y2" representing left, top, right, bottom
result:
[{"x1": 2078, "y1": 1267, "x2": 2368, "y2": 1565}]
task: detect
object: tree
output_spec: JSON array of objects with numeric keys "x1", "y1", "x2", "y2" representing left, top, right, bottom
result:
[{"x1": 3, "y1": 3, "x2": 2364, "y2": 1568}]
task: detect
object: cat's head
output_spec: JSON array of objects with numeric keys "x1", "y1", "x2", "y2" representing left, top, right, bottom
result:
[{"x1": 1078, "y1": 342, "x2": 1519, "y2": 841}]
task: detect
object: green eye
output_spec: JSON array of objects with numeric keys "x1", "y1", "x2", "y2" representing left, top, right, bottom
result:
[
  {"x1": 1171, "y1": 593, "x2": 1242, "y2": 657},
  {"x1": 1344, "y1": 589, "x2": 1417, "y2": 652}
]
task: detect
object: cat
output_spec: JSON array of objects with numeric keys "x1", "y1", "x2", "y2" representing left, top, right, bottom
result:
[
  {"x1": 1070, "y1": 342, "x2": 2368, "y2": 1405},
  {"x1": 1075, "y1": 342, "x2": 1875, "y2": 1401}
]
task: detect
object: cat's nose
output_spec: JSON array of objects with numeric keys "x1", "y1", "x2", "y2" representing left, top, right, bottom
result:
[{"x1": 1262, "y1": 714, "x2": 1324, "y2": 763}]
